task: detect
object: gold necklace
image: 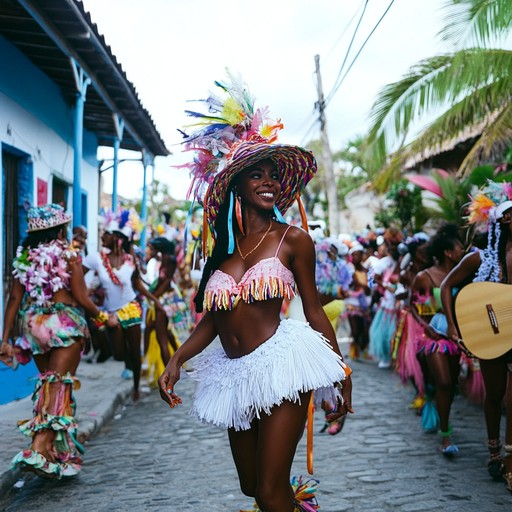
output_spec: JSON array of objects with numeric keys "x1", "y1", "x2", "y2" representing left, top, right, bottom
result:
[{"x1": 236, "y1": 219, "x2": 272, "y2": 261}]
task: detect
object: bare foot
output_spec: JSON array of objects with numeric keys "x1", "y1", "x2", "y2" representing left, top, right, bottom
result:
[
  {"x1": 32, "y1": 430, "x2": 57, "y2": 462},
  {"x1": 132, "y1": 389, "x2": 140, "y2": 402}
]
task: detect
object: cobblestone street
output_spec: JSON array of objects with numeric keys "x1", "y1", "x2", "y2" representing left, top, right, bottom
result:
[{"x1": 1, "y1": 351, "x2": 511, "y2": 511}]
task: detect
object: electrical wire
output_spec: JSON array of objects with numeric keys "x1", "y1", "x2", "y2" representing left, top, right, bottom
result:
[
  {"x1": 325, "y1": 0, "x2": 368, "y2": 61},
  {"x1": 324, "y1": 0, "x2": 369, "y2": 106},
  {"x1": 325, "y1": 0, "x2": 396, "y2": 107}
]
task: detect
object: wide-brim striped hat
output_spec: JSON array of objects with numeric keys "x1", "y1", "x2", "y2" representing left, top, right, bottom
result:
[{"x1": 203, "y1": 140, "x2": 317, "y2": 229}]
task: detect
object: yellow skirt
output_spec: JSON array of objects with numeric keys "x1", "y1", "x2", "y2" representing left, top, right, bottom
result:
[
  {"x1": 144, "y1": 307, "x2": 181, "y2": 388},
  {"x1": 323, "y1": 299, "x2": 345, "y2": 331}
]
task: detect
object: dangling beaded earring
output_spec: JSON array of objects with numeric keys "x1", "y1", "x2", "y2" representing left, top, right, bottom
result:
[{"x1": 235, "y1": 194, "x2": 245, "y2": 236}]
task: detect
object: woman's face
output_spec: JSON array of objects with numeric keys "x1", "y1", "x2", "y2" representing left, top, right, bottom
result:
[
  {"x1": 101, "y1": 231, "x2": 113, "y2": 248},
  {"x1": 236, "y1": 159, "x2": 281, "y2": 210}
]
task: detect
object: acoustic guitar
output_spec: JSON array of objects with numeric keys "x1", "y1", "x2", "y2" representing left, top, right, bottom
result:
[{"x1": 455, "y1": 282, "x2": 512, "y2": 360}]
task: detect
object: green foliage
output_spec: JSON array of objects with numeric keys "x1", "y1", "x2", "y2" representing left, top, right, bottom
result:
[
  {"x1": 374, "y1": 180, "x2": 428, "y2": 232},
  {"x1": 366, "y1": 0, "x2": 512, "y2": 183}
]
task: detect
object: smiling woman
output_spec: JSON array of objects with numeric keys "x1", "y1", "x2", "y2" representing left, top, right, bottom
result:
[{"x1": 157, "y1": 73, "x2": 353, "y2": 511}]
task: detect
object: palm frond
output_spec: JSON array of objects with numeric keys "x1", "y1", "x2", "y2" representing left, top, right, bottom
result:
[
  {"x1": 440, "y1": 0, "x2": 512, "y2": 48},
  {"x1": 457, "y1": 101, "x2": 512, "y2": 177},
  {"x1": 367, "y1": 48, "x2": 512, "y2": 169}
]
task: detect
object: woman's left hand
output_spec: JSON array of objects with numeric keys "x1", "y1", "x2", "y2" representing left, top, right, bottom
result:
[
  {"x1": 0, "y1": 341, "x2": 16, "y2": 367},
  {"x1": 106, "y1": 313, "x2": 119, "y2": 328},
  {"x1": 325, "y1": 375, "x2": 354, "y2": 422}
]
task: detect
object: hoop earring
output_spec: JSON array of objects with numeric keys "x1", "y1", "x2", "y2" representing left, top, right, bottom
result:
[{"x1": 235, "y1": 195, "x2": 245, "y2": 236}]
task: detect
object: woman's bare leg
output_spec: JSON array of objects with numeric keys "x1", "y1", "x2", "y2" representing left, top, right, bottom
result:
[
  {"x1": 426, "y1": 352, "x2": 459, "y2": 447},
  {"x1": 228, "y1": 394, "x2": 311, "y2": 511},
  {"x1": 155, "y1": 309, "x2": 171, "y2": 366},
  {"x1": 126, "y1": 324, "x2": 142, "y2": 400}
]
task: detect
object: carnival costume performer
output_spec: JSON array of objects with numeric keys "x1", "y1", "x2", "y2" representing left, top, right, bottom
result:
[
  {"x1": 158, "y1": 73, "x2": 353, "y2": 512},
  {"x1": 345, "y1": 243, "x2": 371, "y2": 361},
  {"x1": 0, "y1": 204, "x2": 118, "y2": 479},
  {"x1": 441, "y1": 180, "x2": 512, "y2": 492},
  {"x1": 392, "y1": 235, "x2": 429, "y2": 409},
  {"x1": 144, "y1": 237, "x2": 193, "y2": 388},
  {"x1": 314, "y1": 238, "x2": 352, "y2": 330},
  {"x1": 410, "y1": 224, "x2": 465, "y2": 456},
  {"x1": 368, "y1": 227, "x2": 403, "y2": 368},
  {"x1": 83, "y1": 209, "x2": 164, "y2": 401}
]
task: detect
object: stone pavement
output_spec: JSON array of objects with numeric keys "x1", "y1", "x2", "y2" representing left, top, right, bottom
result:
[
  {"x1": 0, "y1": 358, "x2": 133, "y2": 495},
  {"x1": 1, "y1": 340, "x2": 511, "y2": 511}
]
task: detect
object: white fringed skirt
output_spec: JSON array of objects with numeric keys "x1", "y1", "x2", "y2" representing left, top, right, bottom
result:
[{"x1": 188, "y1": 318, "x2": 349, "y2": 431}]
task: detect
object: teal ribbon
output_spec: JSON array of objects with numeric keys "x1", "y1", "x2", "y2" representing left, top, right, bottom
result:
[{"x1": 227, "y1": 191, "x2": 235, "y2": 254}]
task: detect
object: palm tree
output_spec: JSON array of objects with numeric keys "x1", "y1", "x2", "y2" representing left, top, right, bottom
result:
[{"x1": 366, "y1": 0, "x2": 512, "y2": 190}]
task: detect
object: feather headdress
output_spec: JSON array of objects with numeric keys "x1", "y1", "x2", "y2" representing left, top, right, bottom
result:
[
  {"x1": 180, "y1": 70, "x2": 284, "y2": 204},
  {"x1": 178, "y1": 71, "x2": 317, "y2": 256},
  {"x1": 102, "y1": 208, "x2": 143, "y2": 240},
  {"x1": 467, "y1": 180, "x2": 512, "y2": 224}
]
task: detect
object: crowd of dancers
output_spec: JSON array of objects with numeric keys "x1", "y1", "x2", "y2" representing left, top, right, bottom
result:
[
  {"x1": 304, "y1": 187, "x2": 512, "y2": 495},
  {"x1": 1, "y1": 196, "x2": 511, "y2": 498}
]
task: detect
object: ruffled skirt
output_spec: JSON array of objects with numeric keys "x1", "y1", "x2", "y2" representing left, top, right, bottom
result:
[
  {"x1": 18, "y1": 303, "x2": 89, "y2": 358},
  {"x1": 188, "y1": 318, "x2": 348, "y2": 431}
]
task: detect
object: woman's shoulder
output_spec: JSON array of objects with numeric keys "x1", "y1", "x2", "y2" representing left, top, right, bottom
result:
[{"x1": 279, "y1": 224, "x2": 313, "y2": 245}]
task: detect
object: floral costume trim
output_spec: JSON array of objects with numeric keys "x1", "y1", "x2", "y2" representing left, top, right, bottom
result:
[
  {"x1": 17, "y1": 303, "x2": 89, "y2": 360},
  {"x1": 116, "y1": 300, "x2": 142, "y2": 329},
  {"x1": 13, "y1": 240, "x2": 78, "y2": 307},
  {"x1": 11, "y1": 371, "x2": 83, "y2": 479}
]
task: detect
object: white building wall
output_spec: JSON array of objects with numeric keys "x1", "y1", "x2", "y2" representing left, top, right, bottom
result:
[{"x1": 0, "y1": 91, "x2": 99, "y2": 249}]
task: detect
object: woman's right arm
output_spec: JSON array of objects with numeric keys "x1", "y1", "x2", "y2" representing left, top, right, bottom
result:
[
  {"x1": 440, "y1": 251, "x2": 480, "y2": 342},
  {"x1": 158, "y1": 311, "x2": 217, "y2": 407},
  {"x1": 0, "y1": 279, "x2": 25, "y2": 365}
]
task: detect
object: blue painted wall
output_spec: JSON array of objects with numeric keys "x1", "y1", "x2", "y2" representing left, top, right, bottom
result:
[
  {"x1": 0, "y1": 33, "x2": 98, "y2": 165},
  {"x1": 0, "y1": 360, "x2": 37, "y2": 405},
  {"x1": 1, "y1": 34, "x2": 100, "y2": 404}
]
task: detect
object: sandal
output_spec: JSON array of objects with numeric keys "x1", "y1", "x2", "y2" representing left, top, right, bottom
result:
[
  {"x1": 487, "y1": 439, "x2": 504, "y2": 481},
  {"x1": 440, "y1": 427, "x2": 458, "y2": 458},
  {"x1": 327, "y1": 416, "x2": 346, "y2": 436}
]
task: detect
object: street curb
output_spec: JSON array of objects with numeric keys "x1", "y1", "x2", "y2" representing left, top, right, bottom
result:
[{"x1": 0, "y1": 385, "x2": 132, "y2": 495}]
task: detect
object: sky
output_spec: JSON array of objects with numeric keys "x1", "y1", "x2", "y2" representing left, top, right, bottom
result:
[{"x1": 81, "y1": 0, "x2": 450, "y2": 201}]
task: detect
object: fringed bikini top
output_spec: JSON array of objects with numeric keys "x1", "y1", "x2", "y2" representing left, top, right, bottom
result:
[{"x1": 204, "y1": 226, "x2": 296, "y2": 311}]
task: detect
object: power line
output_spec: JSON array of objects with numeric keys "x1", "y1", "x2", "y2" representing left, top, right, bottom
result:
[
  {"x1": 325, "y1": 0, "x2": 367, "y2": 61},
  {"x1": 325, "y1": 0, "x2": 396, "y2": 108},
  {"x1": 299, "y1": 117, "x2": 321, "y2": 147},
  {"x1": 324, "y1": 0, "x2": 369, "y2": 105}
]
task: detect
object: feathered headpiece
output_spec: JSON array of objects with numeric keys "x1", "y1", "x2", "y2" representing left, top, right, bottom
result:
[
  {"x1": 468, "y1": 180, "x2": 512, "y2": 283},
  {"x1": 102, "y1": 208, "x2": 143, "y2": 240},
  {"x1": 467, "y1": 180, "x2": 512, "y2": 224},
  {"x1": 178, "y1": 71, "x2": 317, "y2": 256}
]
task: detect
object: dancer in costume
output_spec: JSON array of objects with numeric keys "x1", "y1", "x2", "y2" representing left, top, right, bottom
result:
[
  {"x1": 441, "y1": 180, "x2": 512, "y2": 491},
  {"x1": 0, "y1": 204, "x2": 118, "y2": 478},
  {"x1": 314, "y1": 238, "x2": 353, "y2": 436},
  {"x1": 410, "y1": 224, "x2": 465, "y2": 456},
  {"x1": 393, "y1": 235, "x2": 429, "y2": 410},
  {"x1": 83, "y1": 209, "x2": 163, "y2": 401},
  {"x1": 144, "y1": 237, "x2": 193, "y2": 387},
  {"x1": 158, "y1": 73, "x2": 353, "y2": 512},
  {"x1": 368, "y1": 227, "x2": 403, "y2": 368},
  {"x1": 314, "y1": 238, "x2": 352, "y2": 331},
  {"x1": 345, "y1": 243, "x2": 371, "y2": 361}
]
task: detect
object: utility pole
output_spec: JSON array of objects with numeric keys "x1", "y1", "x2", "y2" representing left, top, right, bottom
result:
[{"x1": 314, "y1": 54, "x2": 339, "y2": 237}]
